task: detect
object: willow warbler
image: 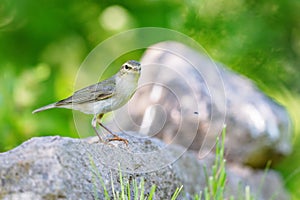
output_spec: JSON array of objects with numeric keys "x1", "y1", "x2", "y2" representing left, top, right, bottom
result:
[{"x1": 32, "y1": 60, "x2": 141, "y2": 144}]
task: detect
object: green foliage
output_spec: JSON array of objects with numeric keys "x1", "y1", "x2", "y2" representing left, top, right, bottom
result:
[
  {"x1": 89, "y1": 128, "x2": 255, "y2": 200},
  {"x1": 181, "y1": 0, "x2": 300, "y2": 92},
  {"x1": 204, "y1": 128, "x2": 227, "y2": 199},
  {"x1": 198, "y1": 128, "x2": 255, "y2": 200},
  {"x1": 171, "y1": 186, "x2": 183, "y2": 200},
  {"x1": 0, "y1": 0, "x2": 299, "y2": 198},
  {"x1": 89, "y1": 155, "x2": 110, "y2": 199},
  {"x1": 89, "y1": 156, "x2": 180, "y2": 200}
]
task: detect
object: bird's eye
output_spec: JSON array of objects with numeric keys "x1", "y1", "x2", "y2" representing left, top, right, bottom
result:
[{"x1": 124, "y1": 64, "x2": 130, "y2": 70}]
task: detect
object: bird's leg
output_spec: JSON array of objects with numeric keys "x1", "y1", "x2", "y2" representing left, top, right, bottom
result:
[
  {"x1": 97, "y1": 114, "x2": 128, "y2": 145},
  {"x1": 92, "y1": 115, "x2": 104, "y2": 142}
]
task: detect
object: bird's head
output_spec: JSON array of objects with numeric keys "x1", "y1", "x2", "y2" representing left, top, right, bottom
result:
[{"x1": 120, "y1": 60, "x2": 141, "y2": 76}]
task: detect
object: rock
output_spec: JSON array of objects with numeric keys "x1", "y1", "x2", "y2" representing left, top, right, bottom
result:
[
  {"x1": 113, "y1": 41, "x2": 292, "y2": 167},
  {"x1": 0, "y1": 135, "x2": 289, "y2": 200}
]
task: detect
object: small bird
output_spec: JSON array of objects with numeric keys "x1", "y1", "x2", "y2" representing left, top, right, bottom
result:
[{"x1": 32, "y1": 60, "x2": 141, "y2": 145}]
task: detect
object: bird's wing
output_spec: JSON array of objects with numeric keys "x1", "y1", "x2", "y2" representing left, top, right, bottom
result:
[{"x1": 56, "y1": 76, "x2": 116, "y2": 105}]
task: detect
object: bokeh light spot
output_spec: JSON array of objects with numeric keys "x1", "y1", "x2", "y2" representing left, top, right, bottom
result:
[{"x1": 99, "y1": 5, "x2": 132, "y2": 31}]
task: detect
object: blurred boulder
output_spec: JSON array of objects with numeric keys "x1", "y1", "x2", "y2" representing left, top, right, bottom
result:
[
  {"x1": 114, "y1": 41, "x2": 292, "y2": 167},
  {"x1": 0, "y1": 135, "x2": 182, "y2": 200},
  {"x1": 0, "y1": 135, "x2": 289, "y2": 200}
]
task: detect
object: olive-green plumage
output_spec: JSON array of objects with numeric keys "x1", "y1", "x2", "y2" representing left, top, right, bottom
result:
[{"x1": 33, "y1": 60, "x2": 141, "y2": 144}]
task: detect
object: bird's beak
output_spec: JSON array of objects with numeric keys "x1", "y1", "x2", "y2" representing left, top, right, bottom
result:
[{"x1": 134, "y1": 66, "x2": 141, "y2": 72}]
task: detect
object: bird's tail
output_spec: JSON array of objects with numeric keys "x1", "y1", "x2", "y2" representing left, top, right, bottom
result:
[{"x1": 32, "y1": 103, "x2": 57, "y2": 114}]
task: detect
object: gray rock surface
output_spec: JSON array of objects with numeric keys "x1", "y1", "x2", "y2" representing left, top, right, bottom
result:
[
  {"x1": 0, "y1": 135, "x2": 289, "y2": 200},
  {"x1": 114, "y1": 41, "x2": 292, "y2": 167}
]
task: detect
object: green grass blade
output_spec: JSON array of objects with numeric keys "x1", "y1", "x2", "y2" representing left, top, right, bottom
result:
[
  {"x1": 139, "y1": 177, "x2": 145, "y2": 200},
  {"x1": 204, "y1": 187, "x2": 210, "y2": 200},
  {"x1": 88, "y1": 155, "x2": 110, "y2": 200},
  {"x1": 119, "y1": 165, "x2": 125, "y2": 200},
  {"x1": 245, "y1": 185, "x2": 251, "y2": 200},
  {"x1": 127, "y1": 179, "x2": 131, "y2": 200},
  {"x1": 110, "y1": 171, "x2": 117, "y2": 200},
  {"x1": 148, "y1": 184, "x2": 156, "y2": 200},
  {"x1": 134, "y1": 179, "x2": 138, "y2": 200},
  {"x1": 171, "y1": 185, "x2": 183, "y2": 200}
]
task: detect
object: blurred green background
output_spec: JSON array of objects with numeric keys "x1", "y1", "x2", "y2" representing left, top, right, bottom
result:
[{"x1": 0, "y1": 0, "x2": 299, "y2": 198}]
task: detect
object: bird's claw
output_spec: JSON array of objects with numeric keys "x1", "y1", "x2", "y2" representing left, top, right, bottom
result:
[{"x1": 106, "y1": 137, "x2": 129, "y2": 146}]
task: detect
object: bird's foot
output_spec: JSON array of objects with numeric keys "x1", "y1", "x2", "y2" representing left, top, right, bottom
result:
[{"x1": 106, "y1": 137, "x2": 129, "y2": 146}]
